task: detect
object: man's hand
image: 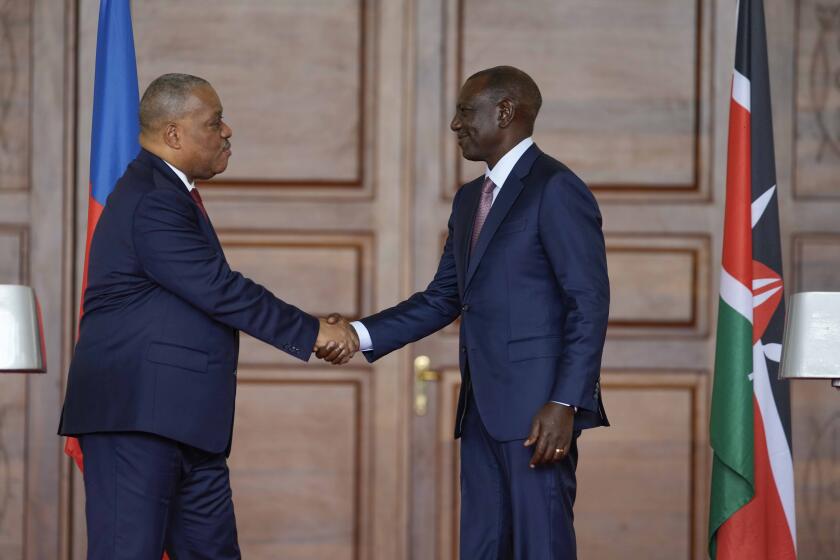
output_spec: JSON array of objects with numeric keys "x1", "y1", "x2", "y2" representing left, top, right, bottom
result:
[
  {"x1": 314, "y1": 313, "x2": 359, "y2": 365},
  {"x1": 523, "y1": 402, "x2": 575, "y2": 468}
]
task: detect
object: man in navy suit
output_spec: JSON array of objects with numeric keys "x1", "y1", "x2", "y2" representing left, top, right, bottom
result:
[
  {"x1": 326, "y1": 66, "x2": 610, "y2": 558},
  {"x1": 59, "y1": 74, "x2": 358, "y2": 559}
]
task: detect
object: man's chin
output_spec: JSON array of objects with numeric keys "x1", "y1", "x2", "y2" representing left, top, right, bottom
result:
[
  {"x1": 460, "y1": 149, "x2": 481, "y2": 162},
  {"x1": 212, "y1": 156, "x2": 231, "y2": 176}
]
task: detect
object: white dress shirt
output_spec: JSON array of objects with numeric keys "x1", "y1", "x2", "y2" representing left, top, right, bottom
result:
[
  {"x1": 350, "y1": 138, "x2": 573, "y2": 409},
  {"x1": 164, "y1": 160, "x2": 196, "y2": 192}
]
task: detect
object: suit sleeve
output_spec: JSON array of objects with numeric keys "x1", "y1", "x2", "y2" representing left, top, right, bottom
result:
[
  {"x1": 132, "y1": 188, "x2": 319, "y2": 361},
  {"x1": 539, "y1": 171, "x2": 610, "y2": 410},
  {"x1": 360, "y1": 192, "x2": 463, "y2": 362}
]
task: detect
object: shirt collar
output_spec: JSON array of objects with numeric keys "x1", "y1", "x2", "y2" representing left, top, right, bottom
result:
[
  {"x1": 485, "y1": 137, "x2": 534, "y2": 188},
  {"x1": 163, "y1": 160, "x2": 196, "y2": 192}
]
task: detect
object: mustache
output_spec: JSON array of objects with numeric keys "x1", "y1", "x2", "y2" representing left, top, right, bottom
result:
[{"x1": 222, "y1": 141, "x2": 231, "y2": 151}]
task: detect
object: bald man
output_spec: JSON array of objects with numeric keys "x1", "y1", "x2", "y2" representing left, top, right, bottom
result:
[
  {"x1": 329, "y1": 66, "x2": 610, "y2": 558},
  {"x1": 59, "y1": 73, "x2": 358, "y2": 559}
]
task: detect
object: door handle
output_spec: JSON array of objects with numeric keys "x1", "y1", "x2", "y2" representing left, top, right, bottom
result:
[{"x1": 414, "y1": 355, "x2": 441, "y2": 416}]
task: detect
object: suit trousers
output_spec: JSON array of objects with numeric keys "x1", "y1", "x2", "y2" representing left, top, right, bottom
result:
[
  {"x1": 80, "y1": 432, "x2": 240, "y2": 560},
  {"x1": 459, "y1": 391, "x2": 579, "y2": 559}
]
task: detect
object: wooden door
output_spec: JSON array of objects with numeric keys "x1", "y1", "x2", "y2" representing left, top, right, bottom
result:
[
  {"x1": 405, "y1": 1, "x2": 840, "y2": 559},
  {"x1": 53, "y1": 1, "x2": 840, "y2": 559},
  {"x1": 407, "y1": 0, "x2": 717, "y2": 558},
  {"x1": 0, "y1": 0, "x2": 74, "y2": 558},
  {"x1": 72, "y1": 1, "x2": 414, "y2": 558}
]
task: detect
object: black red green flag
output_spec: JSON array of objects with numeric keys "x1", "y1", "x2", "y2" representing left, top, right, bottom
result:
[{"x1": 708, "y1": 0, "x2": 797, "y2": 558}]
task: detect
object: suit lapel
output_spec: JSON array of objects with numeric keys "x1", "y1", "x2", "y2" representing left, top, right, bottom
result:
[
  {"x1": 145, "y1": 150, "x2": 224, "y2": 253},
  {"x1": 455, "y1": 177, "x2": 484, "y2": 291},
  {"x1": 464, "y1": 176, "x2": 524, "y2": 288},
  {"x1": 464, "y1": 144, "x2": 541, "y2": 290}
]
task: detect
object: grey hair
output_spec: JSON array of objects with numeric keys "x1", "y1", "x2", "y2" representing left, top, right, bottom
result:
[{"x1": 139, "y1": 73, "x2": 211, "y2": 133}]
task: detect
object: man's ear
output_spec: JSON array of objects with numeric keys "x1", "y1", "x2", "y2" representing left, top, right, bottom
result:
[
  {"x1": 162, "y1": 122, "x2": 181, "y2": 150},
  {"x1": 497, "y1": 98, "x2": 515, "y2": 128}
]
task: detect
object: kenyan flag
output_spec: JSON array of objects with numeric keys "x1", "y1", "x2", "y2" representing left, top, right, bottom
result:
[{"x1": 708, "y1": 1, "x2": 797, "y2": 558}]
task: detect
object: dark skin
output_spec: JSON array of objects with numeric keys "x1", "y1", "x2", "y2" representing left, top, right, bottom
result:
[
  {"x1": 317, "y1": 314, "x2": 359, "y2": 365},
  {"x1": 451, "y1": 76, "x2": 574, "y2": 468},
  {"x1": 140, "y1": 84, "x2": 233, "y2": 183}
]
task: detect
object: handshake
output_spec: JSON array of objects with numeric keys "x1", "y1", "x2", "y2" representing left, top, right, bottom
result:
[{"x1": 313, "y1": 313, "x2": 360, "y2": 365}]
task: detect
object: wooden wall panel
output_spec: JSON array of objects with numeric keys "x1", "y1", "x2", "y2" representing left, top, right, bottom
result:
[
  {"x1": 73, "y1": 0, "x2": 413, "y2": 558},
  {"x1": 576, "y1": 372, "x2": 707, "y2": 560},
  {"x1": 433, "y1": 370, "x2": 707, "y2": 560},
  {"x1": 0, "y1": 378, "x2": 26, "y2": 559},
  {"x1": 606, "y1": 235, "x2": 710, "y2": 337},
  {"x1": 793, "y1": 234, "x2": 840, "y2": 292},
  {"x1": 439, "y1": 233, "x2": 710, "y2": 339},
  {"x1": 0, "y1": 0, "x2": 31, "y2": 192},
  {"x1": 792, "y1": 380, "x2": 840, "y2": 558},
  {"x1": 131, "y1": 0, "x2": 365, "y2": 187},
  {"x1": 0, "y1": 227, "x2": 27, "y2": 285},
  {"x1": 0, "y1": 3, "x2": 34, "y2": 558},
  {"x1": 448, "y1": 0, "x2": 710, "y2": 199},
  {"x1": 790, "y1": 233, "x2": 840, "y2": 558},
  {"x1": 794, "y1": 0, "x2": 840, "y2": 199},
  {"x1": 230, "y1": 368, "x2": 369, "y2": 560},
  {"x1": 218, "y1": 230, "x2": 374, "y2": 365}
]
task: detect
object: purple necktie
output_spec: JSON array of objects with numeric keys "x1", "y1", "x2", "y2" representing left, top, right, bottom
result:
[{"x1": 470, "y1": 176, "x2": 496, "y2": 254}]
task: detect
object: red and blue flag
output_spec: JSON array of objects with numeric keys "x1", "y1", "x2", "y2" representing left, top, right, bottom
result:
[{"x1": 64, "y1": 0, "x2": 139, "y2": 473}]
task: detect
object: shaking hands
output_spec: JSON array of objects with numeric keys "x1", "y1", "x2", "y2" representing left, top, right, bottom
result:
[{"x1": 314, "y1": 313, "x2": 359, "y2": 365}]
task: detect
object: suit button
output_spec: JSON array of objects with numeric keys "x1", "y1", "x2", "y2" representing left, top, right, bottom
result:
[
  {"x1": 462, "y1": 304, "x2": 470, "y2": 312},
  {"x1": 461, "y1": 346, "x2": 467, "y2": 353}
]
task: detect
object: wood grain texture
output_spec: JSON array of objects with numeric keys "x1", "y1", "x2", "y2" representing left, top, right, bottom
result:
[
  {"x1": 0, "y1": 378, "x2": 25, "y2": 559},
  {"x1": 790, "y1": 232, "x2": 840, "y2": 558},
  {"x1": 217, "y1": 230, "x2": 374, "y2": 366},
  {"x1": 23, "y1": 0, "x2": 74, "y2": 557},
  {"x1": 432, "y1": 370, "x2": 707, "y2": 560},
  {"x1": 230, "y1": 368, "x2": 370, "y2": 560},
  {"x1": 131, "y1": 0, "x2": 365, "y2": 187},
  {"x1": 793, "y1": 233, "x2": 840, "y2": 292},
  {"x1": 576, "y1": 372, "x2": 707, "y2": 560},
  {"x1": 794, "y1": 0, "x2": 840, "y2": 199},
  {"x1": 792, "y1": 380, "x2": 840, "y2": 558},
  {"x1": 0, "y1": 226, "x2": 26, "y2": 284},
  {"x1": 606, "y1": 234, "x2": 710, "y2": 337},
  {"x1": 0, "y1": 0, "x2": 31, "y2": 192},
  {"x1": 447, "y1": 0, "x2": 710, "y2": 198},
  {"x1": 48, "y1": 0, "x2": 838, "y2": 557}
]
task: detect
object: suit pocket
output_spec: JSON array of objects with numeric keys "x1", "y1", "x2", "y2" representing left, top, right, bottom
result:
[
  {"x1": 508, "y1": 336, "x2": 563, "y2": 362},
  {"x1": 146, "y1": 341, "x2": 209, "y2": 373},
  {"x1": 495, "y1": 218, "x2": 527, "y2": 236}
]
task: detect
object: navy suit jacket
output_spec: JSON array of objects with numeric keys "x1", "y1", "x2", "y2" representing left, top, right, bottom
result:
[
  {"x1": 361, "y1": 145, "x2": 610, "y2": 441},
  {"x1": 59, "y1": 149, "x2": 319, "y2": 453}
]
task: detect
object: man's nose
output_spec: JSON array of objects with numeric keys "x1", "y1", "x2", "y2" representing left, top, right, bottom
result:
[{"x1": 222, "y1": 122, "x2": 232, "y2": 138}]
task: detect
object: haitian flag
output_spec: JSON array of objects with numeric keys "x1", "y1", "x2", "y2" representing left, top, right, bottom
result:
[
  {"x1": 708, "y1": 0, "x2": 797, "y2": 558},
  {"x1": 63, "y1": 0, "x2": 139, "y2": 474}
]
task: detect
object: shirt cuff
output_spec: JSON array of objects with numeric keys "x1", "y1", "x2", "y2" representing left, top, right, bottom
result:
[
  {"x1": 351, "y1": 321, "x2": 373, "y2": 352},
  {"x1": 551, "y1": 401, "x2": 578, "y2": 413}
]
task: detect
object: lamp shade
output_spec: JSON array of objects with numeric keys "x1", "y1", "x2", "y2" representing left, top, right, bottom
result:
[
  {"x1": 0, "y1": 285, "x2": 46, "y2": 373},
  {"x1": 780, "y1": 291, "x2": 840, "y2": 387}
]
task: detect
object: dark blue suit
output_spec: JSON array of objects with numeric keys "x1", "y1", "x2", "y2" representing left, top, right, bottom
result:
[
  {"x1": 59, "y1": 149, "x2": 319, "y2": 558},
  {"x1": 360, "y1": 144, "x2": 609, "y2": 558}
]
